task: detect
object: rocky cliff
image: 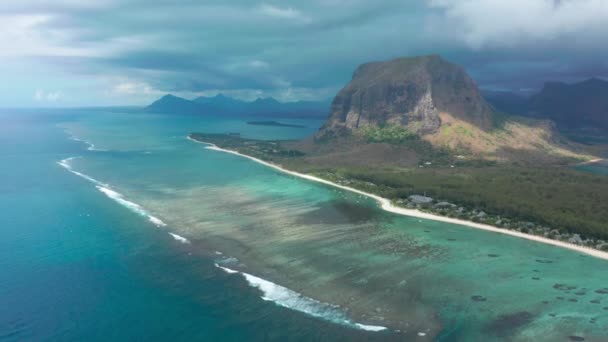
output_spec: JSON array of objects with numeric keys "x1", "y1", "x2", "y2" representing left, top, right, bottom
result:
[{"x1": 317, "y1": 55, "x2": 494, "y2": 139}]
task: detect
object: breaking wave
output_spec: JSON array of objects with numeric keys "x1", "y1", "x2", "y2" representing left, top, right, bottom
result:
[
  {"x1": 57, "y1": 157, "x2": 107, "y2": 186},
  {"x1": 67, "y1": 132, "x2": 107, "y2": 151},
  {"x1": 96, "y1": 186, "x2": 166, "y2": 227},
  {"x1": 57, "y1": 157, "x2": 166, "y2": 227},
  {"x1": 215, "y1": 264, "x2": 387, "y2": 332},
  {"x1": 169, "y1": 232, "x2": 190, "y2": 244}
]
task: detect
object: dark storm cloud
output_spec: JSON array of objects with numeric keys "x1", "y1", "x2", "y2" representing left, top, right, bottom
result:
[{"x1": 3, "y1": 0, "x2": 608, "y2": 104}]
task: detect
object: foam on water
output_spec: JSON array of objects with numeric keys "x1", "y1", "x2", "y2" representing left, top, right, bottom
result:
[
  {"x1": 58, "y1": 157, "x2": 107, "y2": 186},
  {"x1": 68, "y1": 133, "x2": 107, "y2": 151},
  {"x1": 169, "y1": 232, "x2": 190, "y2": 244},
  {"x1": 58, "y1": 157, "x2": 166, "y2": 227},
  {"x1": 96, "y1": 186, "x2": 167, "y2": 227},
  {"x1": 215, "y1": 264, "x2": 387, "y2": 332}
]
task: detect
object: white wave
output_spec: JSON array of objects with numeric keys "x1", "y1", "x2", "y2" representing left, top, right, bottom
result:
[
  {"x1": 169, "y1": 232, "x2": 190, "y2": 244},
  {"x1": 356, "y1": 323, "x2": 389, "y2": 332},
  {"x1": 58, "y1": 157, "x2": 167, "y2": 228},
  {"x1": 215, "y1": 264, "x2": 387, "y2": 332},
  {"x1": 86, "y1": 143, "x2": 107, "y2": 152},
  {"x1": 96, "y1": 186, "x2": 167, "y2": 227},
  {"x1": 67, "y1": 132, "x2": 107, "y2": 151},
  {"x1": 57, "y1": 157, "x2": 106, "y2": 186},
  {"x1": 215, "y1": 264, "x2": 239, "y2": 274},
  {"x1": 57, "y1": 156, "x2": 77, "y2": 168}
]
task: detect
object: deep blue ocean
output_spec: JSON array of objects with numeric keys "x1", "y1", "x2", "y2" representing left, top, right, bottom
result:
[{"x1": 1, "y1": 109, "x2": 608, "y2": 341}]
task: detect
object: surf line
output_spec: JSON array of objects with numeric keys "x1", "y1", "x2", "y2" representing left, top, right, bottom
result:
[
  {"x1": 65, "y1": 131, "x2": 107, "y2": 151},
  {"x1": 214, "y1": 263, "x2": 387, "y2": 332},
  {"x1": 57, "y1": 157, "x2": 167, "y2": 228},
  {"x1": 188, "y1": 136, "x2": 608, "y2": 262}
]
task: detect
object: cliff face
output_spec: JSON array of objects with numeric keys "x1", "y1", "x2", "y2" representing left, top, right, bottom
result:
[{"x1": 318, "y1": 55, "x2": 494, "y2": 139}]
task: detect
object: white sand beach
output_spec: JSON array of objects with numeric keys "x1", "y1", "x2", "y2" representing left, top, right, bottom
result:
[{"x1": 188, "y1": 136, "x2": 608, "y2": 261}]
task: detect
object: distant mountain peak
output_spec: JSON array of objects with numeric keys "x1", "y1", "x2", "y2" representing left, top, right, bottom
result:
[
  {"x1": 147, "y1": 94, "x2": 202, "y2": 115},
  {"x1": 530, "y1": 78, "x2": 608, "y2": 133},
  {"x1": 146, "y1": 93, "x2": 329, "y2": 118},
  {"x1": 253, "y1": 97, "x2": 280, "y2": 104},
  {"x1": 160, "y1": 93, "x2": 180, "y2": 99}
]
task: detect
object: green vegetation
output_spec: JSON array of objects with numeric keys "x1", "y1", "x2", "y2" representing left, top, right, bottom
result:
[
  {"x1": 360, "y1": 124, "x2": 417, "y2": 144},
  {"x1": 318, "y1": 167, "x2": 608, "y2": 240},
  {"x1": 189, "y1": 133, "x2": 305, "y2": 163},
  {"x1": 190, "y1": 132, "x2": 608, "y2": 245}
]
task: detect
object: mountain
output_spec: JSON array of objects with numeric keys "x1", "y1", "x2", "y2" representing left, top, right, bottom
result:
[
  {"x1": 528, "y1": 78, "x2": 608, "y2": 133},
  {"x1": 146, "y1": 94, "x2": 205, "y2": 115},
  {"x1": 146, "y1": 94, "x2": 330, "y2": 118},
  {"x1": 312, "y1": 55, "x2": 592, "y2": 164},
  {"x1": 318, "y1": 55, "x2": 494, "y2": 139}
]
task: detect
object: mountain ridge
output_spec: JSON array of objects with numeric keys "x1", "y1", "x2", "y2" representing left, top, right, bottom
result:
[
  {"x1": 484, "y1": 78, "x2": 608, "y2": 137},
  {"x1": 146, "y1": 94, "x2": 330, "y2": 118},
  {"x1": 528, "y1": 78, "x2": 608, "y2": 134}
]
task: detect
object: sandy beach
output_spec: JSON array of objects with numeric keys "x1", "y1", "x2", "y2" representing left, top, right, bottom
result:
[
  {"x1": 188, "y1": 136, "x2": 608, "y2": 261},
  {"x1": 585, "y1": 158, "x2": 605, "y2": 164}
]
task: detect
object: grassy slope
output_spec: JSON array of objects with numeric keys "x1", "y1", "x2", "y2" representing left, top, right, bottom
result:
[{"x1": 424, "y1": 112, "x2": 594, "y2": 164}]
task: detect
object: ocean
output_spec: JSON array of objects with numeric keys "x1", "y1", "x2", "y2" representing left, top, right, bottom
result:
[{"x1": 1, "y1": 109, "x2": 607, "y2": 341}]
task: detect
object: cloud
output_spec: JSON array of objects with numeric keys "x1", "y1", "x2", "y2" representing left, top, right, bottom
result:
[
  {"x1": 111, "y1": 81, "x2": 156, "y2": 95},
  {"x1": 429, "y1": 0, "x2": 608, "y2": 49},
  {"x1": 34, "y1": 89, "x2": 63, "y2": 102},
  {"x1": 257, "y1": 4, "x2": 310, "y2": 22},
  {"x1": 1, "y1": 0, "x2": 608, "y2": 106}
]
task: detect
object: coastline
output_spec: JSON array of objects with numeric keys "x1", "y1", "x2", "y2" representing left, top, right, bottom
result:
[
  {"x1": 582, "y1": 158, "x2": 605, "y2": 165},
  {"x1": 188, "y1": 135, "x2": 608, "y2": 261}
]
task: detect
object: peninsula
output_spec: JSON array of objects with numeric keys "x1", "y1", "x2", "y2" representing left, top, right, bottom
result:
[{"x1": 189, "y1": 55, "x2": 608, "y2": 255}]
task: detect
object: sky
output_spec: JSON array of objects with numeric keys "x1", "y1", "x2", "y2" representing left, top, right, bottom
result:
[{"x1": 1, "y1": 0, "x2": 607, "y2": 107}]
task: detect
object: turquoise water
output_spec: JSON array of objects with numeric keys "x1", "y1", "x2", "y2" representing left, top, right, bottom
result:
[
  {"x1": 2, "y1": 109, "x2": 608, "y2": 341},
  {"x1": 576, "y1": 161, "x2": 608, "y2": 175},
  {"x1": 575, "y1": 147, "x2": 608, "y2": 175}
]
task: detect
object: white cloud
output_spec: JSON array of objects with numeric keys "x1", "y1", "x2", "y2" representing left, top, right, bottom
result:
[
  {"x1": 257, "y1": 4, "x2": 311, "y2": 22},
  {"x1": 249, "y1": 60, "x2": 270, "y2": 69},
  {"x1": 112, "y1": 81, "x2": 157, "y2": 95},
  {"x1": 429, "y1": 0, "x2": 608, "y2": 48},
  {"x1": 34, "y1": 89, "x2": 63, "y2": 102},
  {"x1": 0, "y1": 14, "x2": 95, "y2": 57},
  {"x1": 194, "y1": 86, "x2": 334, "y2": 102}
]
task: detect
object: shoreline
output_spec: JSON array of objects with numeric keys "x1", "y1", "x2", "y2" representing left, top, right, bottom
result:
[
  {"x1": 581, "y1": 158, "x2": 605, "y2": 165},
  {"x1": 188, "y1": 136, "x2": 608, "y2": 261}
]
